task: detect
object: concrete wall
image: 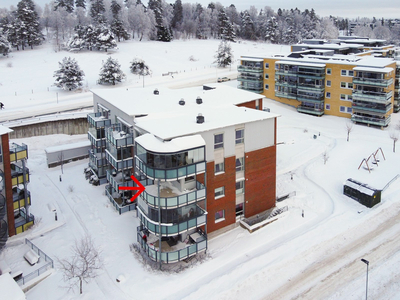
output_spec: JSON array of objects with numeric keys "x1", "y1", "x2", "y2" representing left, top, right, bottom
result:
[{"x1": 8, "y1": 118, "x2": 89, "y2": 139}]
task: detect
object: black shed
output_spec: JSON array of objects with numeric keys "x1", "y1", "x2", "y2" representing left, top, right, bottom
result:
[{"x1": 343, "y1": 178, "x2": 381, "y2": 208}]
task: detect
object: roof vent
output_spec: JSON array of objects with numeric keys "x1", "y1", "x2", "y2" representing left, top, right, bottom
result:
[
  {"x1": 179, "y1": 98, "x2": 185, "y2": 105},
  {"x1": 196, "y1": 113, "x2": 204, "y2": 124},
  {"x1": 154, "y1": 88, "x2": 159, "y2": 95},
  {"x1": 196, "y1": 96, "x2": 203, "y2": 104}
]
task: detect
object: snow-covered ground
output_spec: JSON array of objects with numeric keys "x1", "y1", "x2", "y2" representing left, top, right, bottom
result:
[{"x1": 1, "y1": 39, "x2": 400, "y2": 299}]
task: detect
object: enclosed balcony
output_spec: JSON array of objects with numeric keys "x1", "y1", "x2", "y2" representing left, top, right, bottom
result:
[
  {"x1": 137, "y1": 202, "x2": 207, "y2": 237},
  {"x1": 352, "y1": 90, "x2": 393, "y2": 103},
  {"x1": 105, "y1": 184, "x2": 137, "y2": 214},
  {"x1": 106, "y1": 125, "x2": 134, "y2": 148},
  {"x1": 237, "y1": 73, "x2": 263, "y2": 82},
  {"x1": 237, "y1": 82, "x2": 263, "y2": 94},
  {"x1": 11, "y1": 164, "x2": 29, "y2": 186},
  {"x1": 352, "y1": 101, "x2": 392, "y2": 114},
  {"x1": 275, "y1": 63, "x2": 325, "y2": 80},
  {"x1": 12, "y1": 187, "x2": 31, "y2": 210},
  {"x1": 105, "y1": 148, "x2": 134, "y2": 172},
  {"x1": 14, "y1": 209, "x2": 34, "y2": 235},
  {"x1": 87, "y1": 112, "x2": 111, "y2": 130},
  {"x1": 353, "y1": 68, "x2": 394, "y2": 87},
  {"x1": 9, "y1": 143, "x2": 28, "y2": 162},
  {"x1": 351, "y1": 114, "x2": 391, "y2": 127},
  {"x1": 297, "y1": 104, "x2": 324, "y2": 116},
  {"x1": 238, "y1": 60, "x2": 263, "y2": 73},
  {"x1": 137, "y1": 226, "x2": 207, "y2": 264}
]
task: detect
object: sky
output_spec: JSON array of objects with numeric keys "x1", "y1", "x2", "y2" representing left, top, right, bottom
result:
[{"x1": 1, "y1": 0, "x2": 400, "y2": 19}]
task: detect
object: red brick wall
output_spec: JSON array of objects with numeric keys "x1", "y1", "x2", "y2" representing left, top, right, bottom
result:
[
  {"x1": 244, "y1": 145, "x2": 276, "y2": 217},
  {"x1": 236, "y1": 99, "x2": 263, "y2": 110},
  {"x1": 2, "y1": 134, "x2": 15, "y2": 237}
]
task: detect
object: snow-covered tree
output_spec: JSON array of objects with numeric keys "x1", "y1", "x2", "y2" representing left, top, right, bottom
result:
[
  {"x1": 54, "y1": 57, "x2": 85, "y2": 91},
  {"x1": 95, "y1": 24, "x2": 118, "y2": 51},
  {"x1": 240, "y1": 10, "x2": 255, "y2": 40},
  {"x1": 55, "y1": 0, "x2": 74, "y2": 13},
  {"x1": 265, "y1": 16, "x2": 277, "y2": 43},
  {"x1": 0, "y1": 32, "x2": 11, "y2": 56},
  {"x1": 148, "y1": 0, "x2": 172, "y2": 41},
  {"x1": 128, "y1": 3, "x2": 155, "y2": 41},
  {"x1": 130, "y1": 58, "x2": 151, "y2": 75},
  {"x1": 98, "y1": 57, "x2": 125, "y2": 85},
  {"x1": 110, "y1": 0, "x2": 129, "y2": 41},
  {"x1": 75, "y1": 0, "x2": 86, "y2": 9},
  {"x1": 214, "y1": 40, "x2": 233, "y2": 68},
  {"x1": 90, "y1": 0, "x2": 106, "y2": 24},
  {"x1": 171, "y1": 0, "x2": 183, "y2": 30}
]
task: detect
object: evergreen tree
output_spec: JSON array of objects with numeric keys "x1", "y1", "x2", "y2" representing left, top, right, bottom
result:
[
  {"x1": 148, "y1": 0, "x2": 172, "y2": 42},
  {"x1": 54, "y1": 57, "x2": 85, "y2": 91},
  {"x1": 130, "y1": 58, "x2": 151, "y2": 75},
  {"x1": 55, "y1": 0, "x2": 74, "y2": 13},
  {"x1": 171, "y1": 0, "x2": 183, "y2": 30},
  {"x1": 90, "y1": 0, "x2": 106, "y2": 24},
  {"x1": 110, "y1": 0, "x2": 129, "y2": 42},
  {"x1": 214, "y1": 40, "x2": 233, "y2": 68},
  {"x1": 240, "y1": 10, "x2": 255, "y2": 40},
  {"x1": 98, "y1": 57, "x2": 125, "y2": 85},
  {"x1": 75, "y1": 0, "x2": 86, "y2": 9},
  {"x1": 0, "y1": 32, "x2": 11, "y2": 56},
  {"x1": 15, "y1": 0, "x2": 44, "y2": 50},
  {"x1": 95, "y1": 24, "x2": 118, "y2": 51},
  {"x1": 265, "y1": 16, "x2": 277, "y2": 43}
]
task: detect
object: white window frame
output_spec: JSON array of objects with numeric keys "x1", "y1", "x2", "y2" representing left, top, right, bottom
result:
[
  {"x1": 265, "y1": 84, "x2": 269, "y2": 90},
  {"x1": 215, "y1": 162, "x2": 225, "y2": 174},
  {"x1": 326, "y1": 68, "x2": 332, "y2": 75},
  {"x1": 265, "y1": 63, "x2": 269, "y2": 69},
  {"x1": 325, "y1": 104, "x2": 331, "y2": 110},
  {"x1": 326, "y1": 80, "x2": 331, "y2": 87},
  {"x1": 326, "y1": 92, "x2": 331, "y2": 98},
  {"x1": 214, "y1": 133, "x2": 224, "y2": 149},
  {"x1": 236, "y1": 157, "x2": 244, "y2": 172},
  {"x1": 236, "y1": 180, "x2": 245, "y2": 195},
  {"x1": 215, "y1": 187, "x2": 225, "y2": 199},
  {"x1": 235, "y1": 129, "x2": 244, "y2": 145},
  {"x1": 265, "y1": 73, "x2": 269, "y2": 79},
  {"x1": 215, "y1": 209, "x2": 225, "y2": 223}
]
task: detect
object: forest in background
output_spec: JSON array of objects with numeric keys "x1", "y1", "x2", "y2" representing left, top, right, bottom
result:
[{"x1": 0, "y1": 0, "x2": 400, "y2": 56}]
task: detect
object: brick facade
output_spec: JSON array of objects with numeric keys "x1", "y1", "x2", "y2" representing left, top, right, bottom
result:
[{"x1": 2, "y1": 134, "x2": 15, "y2": 237}]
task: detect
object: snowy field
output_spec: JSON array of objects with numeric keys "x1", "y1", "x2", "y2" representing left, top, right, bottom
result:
[{"x1": 1, "y1": 39, "x2": 400, "y2": 299}]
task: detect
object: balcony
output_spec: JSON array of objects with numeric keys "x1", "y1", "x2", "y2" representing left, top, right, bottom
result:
[
  {"x1": 89, "y1": 150, "x2": 107, "y2": 168},
  {"x1": 9, "y1": 143, "x2": 28, "y2": 162},
  {"x1": 137, "y1": 204, "x2": 207, "y2": 237},
  {"x1": 297, "y1": 105, "x2": 324, "y2": 116},
  {"x1": 275, "y1": 80, "x2": 298, "y2": 89},
  {"x1": 353, "y1": 76, "x2": 394, "y2": 87},
  {"x1": 139, "y1": 180, "x2": 205, "y2": 209},
  {"x1": 237, "y1": 74, "x2": 263, "y2": 82},
  {"x1": 88, "y1": 131, "x2": 106, "y2": 148},
  {"x1": 351, "y1": 114, "x2": 391, "y2": 127},
  {"x1": 87, "y1": 112, "x2": 111, "y2": 129},
  {"x1": 106, "y1": 125, "x2": 134, "y2": 148},
  {"x1": 275, "y1": 91, "x2": 297, "y2": 100},
  {"x1": 14, "y1": 209, "x2": 34, "y2": 235},
  {"x1": 105, "y1": 184, "x2": 137, "y2": 214},
  {"x1": 137, "y1": 227, "x2": 207, "y2": 264},
  {"x1": 105, "y1": 150, "x2": 134, "y2": 172},
  {"x1": 11, "y1": 164, "x2": 29, "y2": 186},
  {"x1": 237, "y1": 83, "x2": 263, "y2": 94},
  {"x1": 237, "y1": 65, "x2": 263, "y2": 73},
  {"x1": 352, "y1": 102, "x2": 392, "y2": 114},
  {"x1": 12, "y1": 188, "x2": 31, "y2": 211},
  {"x1": 352, "y1": 90, "x2": 393, "y2": 103}
]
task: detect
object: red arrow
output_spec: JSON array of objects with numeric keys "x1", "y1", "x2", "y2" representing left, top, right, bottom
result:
[{"x1": 118, "y1": 175, "x2": 146, "y2": 203}]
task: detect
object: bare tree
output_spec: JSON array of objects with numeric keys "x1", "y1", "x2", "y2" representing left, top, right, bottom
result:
[
  {"x1": 389, "y1": 130, "x2": 399, "y2": 153},
  {"x1": 58, "y1": 235, "x2": 102, "y2": 294},
  {"x1": 345, "y1": 121, "x2": 353, "y2": 142},
  {"x1": 322, "y1": 150, "x2": 329, "y2": 165}
]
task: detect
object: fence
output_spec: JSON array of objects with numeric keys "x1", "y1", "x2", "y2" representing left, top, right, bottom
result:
[{"x1": 15, "y1": 239, "x2": 54, "y2": 286}]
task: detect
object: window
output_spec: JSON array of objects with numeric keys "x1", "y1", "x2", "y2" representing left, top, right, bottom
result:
[
  {"x1": 349, "y1": 70, "x2": 354, "y2": 77},
  {"x1": 341, "y1": 70, "x2": 347, "y2": 76},
  {"x1": 236, "y1": 181, "x2": 245, "y2": 195},
  {"x1": 340, "y1": 94, "x2": 346, "y2": 100},
  {"x1": 341, "y1": 82, "x2": 346, "y2": 88},
  {"x1": 347, "y1": 107, "x2": 353, "y2": 113},
  {"x1": 265, "y1": 63, "x2": 269, "y2": 69},
  {"x1": 235, "y1": 129, "x2": 244, "y2": 144},
  {"x1": 325, "y1": 104, "x2": 331, "y2": 110},
  {"x1": 265, "y1": 84, "x2": 269, "y2": 90},
  {"x1": 215, "y1": 187, "x2": 225, "y2": 199},
  {"x1": 215, "y1": 210, "x2": 225, "y2": 222},
  {"x1": 236, "y1": 203, "x2": 243, "y2": 216},
  {"x1": 341, "y1": 82, "x2": 353, "y2": 89},
  {"x1": 236, "y1": 157, "x2": 244, "y2": 172},
  {"x1": 275, "y1": 64, "x2": 278, "y2": 70},
  {"x1": 326, "y1": 92, "x2": 331, "y2": 98},
  {"x1": 327, "y1": 68, "x2": 332, "y2": 75},
  {"x1": 265, "y1": 73, "x2": 269, "y2": 79},
  {"x1": 348, "y1": 83, "x2": 353, "y2": 89},
  {"x1": 215, "y1": 162, "x2": 224, "y2": 174},
  {"x1": 341, "y1": 94, "x2": 352, "y2": 101},
  {"x1": 342, "y1": 70, "x2": 354, "y2": 77},
  {"x1": 214, "y1": 133, "x2": 223, "y2": 149},
  {"x1": 326, "y1": 80, "x2": 331, "y2": 87},
  {"x1": 340, "y1": 106, "x2": 346, "y2": 112}
]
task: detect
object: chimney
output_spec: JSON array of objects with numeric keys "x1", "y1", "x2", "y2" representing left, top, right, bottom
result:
[
  {"x1": 196, "y1": 96, "x2": 202, "y2": 104},
  {"x1": 196, "y1": 113, "x2": 204, "y2": 124}
]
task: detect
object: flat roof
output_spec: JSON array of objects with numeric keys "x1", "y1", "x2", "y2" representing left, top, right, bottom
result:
[
  {"x1": 0, "y1": 125, "x2": 13, "y2": 136},
  {"x1": 353, "y1": 66, "x2": 394, "y2": 73},
  {"x1": 136, "y1": 134, "x2": 205, "y2": 153},
  {"x1": 276, "y1": 60, "x2": 326, "y2": 68},
  {"x1": 92, "y1": 85, "x2": 279, "y2": 141},
  {"x1": 0, "y1": 273, "x2": 25, "y2": 300}
]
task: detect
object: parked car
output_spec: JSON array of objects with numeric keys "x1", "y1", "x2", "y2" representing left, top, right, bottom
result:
[{"x1": 218, "y1": 77, "x2": 230, "y2": 82}]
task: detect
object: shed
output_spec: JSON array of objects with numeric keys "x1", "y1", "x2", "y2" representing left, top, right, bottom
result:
[
  {"x1": 343, "y1": 178, "x2": 381, "y2": 208},
  {"x1": 45, "y1": 140, "x2": 91, "y2": 168}
]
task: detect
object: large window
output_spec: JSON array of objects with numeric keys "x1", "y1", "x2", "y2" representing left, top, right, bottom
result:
[
  {"x1": 236, "y1": 157, "x2": 244, "y2": 172},
  {"x1": 215, "y1": 210, "x2": 225, "y2": 222},
  {"x1": 214, "y1": 133, "x2": 224, "y2": 149},
  {"x1": 215, "y1": 187, "x2": 225, "y2": 199},
  {"x1": 235, "y1": 129, "x2": 244, "y2": 144},
  {"x1": 215, "y1": 162, "x2": 224, "y2": 174},
  {"x1": 236, "y1": 181, "x2": 245, "y2": 194}
]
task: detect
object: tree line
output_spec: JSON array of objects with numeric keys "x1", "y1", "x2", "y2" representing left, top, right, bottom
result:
[{"x1": 1, "y1": 0, "x2": 400, "y2": 56}]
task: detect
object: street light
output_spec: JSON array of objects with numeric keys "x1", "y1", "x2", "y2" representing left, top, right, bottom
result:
[{"x1": 361, "y1": 258, "x2": 369, "y2": 300}]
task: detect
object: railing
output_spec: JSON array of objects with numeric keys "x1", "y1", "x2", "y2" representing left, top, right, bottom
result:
[
  {"x1": 137, "y1": 227, "x2": 207, "y2": 264},
  {"x1": 136, "y1": 158, "x2": 205, "y2": 181},
  {"x1": 352, "y1": 90, "x2": 393, "y2": 103},
  {"x1": 89, "y1": 150, "x2": 107, "y2": 168},
  {"x1": 237, "y1": 75, "x2": 263, "y2": 82},
  {"x1": 16, "y1": 239, "x2": 54, "y2": 286},
  {"x1": 87, "y1": 131, "x2": 106, "y2": 148},
  {"x1": 11, "y1": 165, "x2": 29, "y2": 187},
  {"x1": 106, "y1": 150, "x2": 134, "y2": 172},
  {"x1": 9, "y1": 143, "x2": 28, "y2": 162},
  {"x1": 106, "y1": 125, "x2": 134, "y2": 148},
  {"x1": 87, "y1": 112, "x2": 111, "y2": 128},
  {"x1": 15, "y1": 209, "x2": 34, "y2": 229},
  {"x1": 242, "y1": 206, "x2": 288, "y2": 227},
  {"x1": 352, "y1": 114, "x2": 391, "y2": 127},
  {"x1": 105, "y1": 185, "x2": 136, "y2": 214},
  {"x1": 353, "y1": 76, "x2": 393, "y2": 87},
  {"x1": 137, "y1": 206, "x2": 207, "y2": 237},
  {"x1": 237, "y1": 85, "x2": 264, "y2": 93},
  {"x1": 297, "y1": 106, "x2": 324, "y2": 116},
  {"x1": 275, "y1": 91, "x2": 298, "y2": 100},
  {"x1": 237, "y1": 65, "x2": 263, "y2": 73},
  {"x1": 352, "y1": 103, "x2": 392, "y2": 114},
  {"x1": 13, "y1": 189, "x2": 31, "y2": 210},
  {"x1": 139, "y1": 181, "x2": 205, "y2": 208}
]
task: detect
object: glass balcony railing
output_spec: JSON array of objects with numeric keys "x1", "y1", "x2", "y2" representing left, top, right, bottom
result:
[
  {"x1": 137, "y1": 227, "x2": 207, "y2": 264},
  {"x1": 11, "y1": 164, "x2": 29, "y2": 186},
  {"x1": 275, "y1": 91, "x2": 298, "y2": 100},
  {"x1": 352, "y1": 103, "x2": 392, "y2": 114},
  {"x1": 88, "y1": 132, "x2": 106, "y2": 148},
  {"x1": 87, "y1": 112, "x2": 111, "y2": 129},
  {"x1": 106, "y1": 150, "x2": 134, "y2": 172},
  {"x1": 353, "y1": 77, "x2": 394, "y2": 87},
  {"x1": 352, "y1": 90, "x2": 393, "y2": 103},
  {"x1": 137, "y1": 206, "x2": 207, "y2": 237},
  {"x1": 237, "y1": 84, "x2": 263, "y2": 94},
  {"x1": 352, "y1": 114, "x2": 391, "y2": 127},
  {"x1": 9, "y1": 143, "x2": 28, "y2": 162},
  {"x1": 237, "y1": 65, "x2": 263, "y2": 73},
  {"x1": 106, "y1": 125, "x2": 134, "y2": 148},
  {"x1": 105, "y1": 184, "x2": 137, "y2": 214},
  {"x1": 237, "y1": 75, "x2": 263, "y2": 82},
  {"x1": 297, "y1": 106, "x2": 324, "y2": 116},
  {"x1": 89, "y1": 150, "x2": 107, "y2": 168}
]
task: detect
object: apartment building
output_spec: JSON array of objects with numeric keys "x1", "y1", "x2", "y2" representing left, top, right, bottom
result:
[
  {"x1": 239, "y1": 41, "x2": 398, "y2": 128},
  {"x1": 87, "y1": 85, "x2": 278, "y2": 263},
  {"x1": 0, "y1": 125, "x2": 34, "y2": 249}
]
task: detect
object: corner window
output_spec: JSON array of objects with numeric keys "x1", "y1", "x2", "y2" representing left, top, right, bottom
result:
[
  {"x1": 326, "y1": 92, "x2": 331, "y2": 98},
  {"x1": 215, "y1": 209, "x2": 225, "y2": 222},
  {"x1": 214, "y1": 133, "x2": 223, "y2": 149},
  {"x1": 235, "y1": 129, "x2": 244, "y2": 144},
  {"x1": 215, "y1": 162, "x2": 224, "y2": 174},
  {"x1": 349, "y1": 70, "x2": 354, "y2": 77},
  {"x1": 215, "y1": 187, "x2": 225, "y2": 199},
  {"x1": 326, "y1": 68, "x2": 332, "y2": 75},
  {"x1": 341, "y1": 82, "x2": 346, "y2": 88},
  {"x1": 236, "y1": 157, "x2": 244, "y2": 172}
]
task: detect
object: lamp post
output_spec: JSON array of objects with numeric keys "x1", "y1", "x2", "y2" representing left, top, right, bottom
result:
[{"x1": 361, "y1": 258, "x2": 369, "y2": 300}]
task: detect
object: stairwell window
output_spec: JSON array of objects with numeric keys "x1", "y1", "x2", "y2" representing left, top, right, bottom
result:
[
  {"x1": 236, "y1": 181, "x2": 245, "y2": 195},
  {"x1": 214, "y1": 133, "x2": 224, "y2": 149},
  {"x1": 235, "y1": 129, "x2": 244, "y2": 144},
  {"x1": 326, "y1": 80, "x2": 331, "y2": 87},
  {"x1": 236, "y1": 157, "x2": 244, "y2": 172},
  {"x1": 326, "y1": 92, "x2": 331, "y2": 98}
]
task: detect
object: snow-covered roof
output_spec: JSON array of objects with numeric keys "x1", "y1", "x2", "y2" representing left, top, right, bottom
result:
[
  {"x1": 276, "y1": 60, "x2": 326, "y2": 68},
  {"x1": 44, "y1": 140, "x2": 91, "y2": 153},
  {"x1": 0, "y1": 273, "x2": 26, "y2": 300},
  {"x1": 0, "y1": 125, "x2": 13, "y2": 136},
  {"x1": 344, "y1": 179, "x2": 377, "y2": 196},
  {"x1": 136, "y1": 134, "x2": 205, "y2": 153},
  {"x1": 92, "y1": 85, "x2": 279, "y2": 140},
  {"x1": 353, "y1": 66, "x2": 394, "y2": 73},
  {"x1": 240, "y1": 57, "x2": 264, "y2": 62}
]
